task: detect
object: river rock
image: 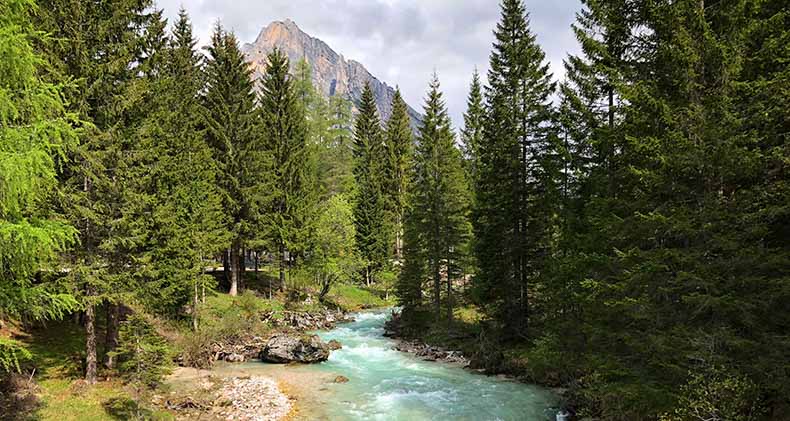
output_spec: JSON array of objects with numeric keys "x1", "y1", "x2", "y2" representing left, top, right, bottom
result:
[
  {"x1": 327, "y1": 339, "x2": 342, "y2": 350},
  {"x1": 225, "y1": 353, "x2": 245, "y2": 363},
  {"x1": 333, "y1": 375, "x2": 349, "y2": 383},
  {"x1": 259, "y1": 333, "x2": 330, "y2": 363}
]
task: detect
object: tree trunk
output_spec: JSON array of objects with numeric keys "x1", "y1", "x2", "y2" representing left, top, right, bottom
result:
[
  {"x1": 223, "y1": 248, "x2": 230, "y2": 289},
  {"x1": 433, "y1": 264, "x2": 441, "y2": 322},
  {"x1": 103, "y1": 303, "x2": 119, "y2": 369},
  {"x1": 229, "y1": 242, "x2": 240, "y2": 296},
  {"x1": 85, "y1": 302, "x2": 97, "y2": 384},
  {"x1": 239, "y1": 247, "x2": 246, "y2": 291},
  {"x1": 395, "y1": 216, "x2": 403, "y2": 263},
  {"x1": 446, "y1": 261, "x2": 453, "y2": 325},
  {"x1": 319, "y1": 276, "x2": 331, "y2": 302},
  {"x1": 193, "y1": 281, "x2": 199, "y2": 331},
  {"x1": 279, "y1": 243, "x2": 286, "y2": 292}
]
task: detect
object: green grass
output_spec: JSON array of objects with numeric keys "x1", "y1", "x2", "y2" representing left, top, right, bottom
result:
[
  {"x1": 325, "y1": 283, "x2": 394, "y2": 311},
  {"x1": 35, "y1": 378, "x2": 161, "y2": 421},
  {"x1": 19, "y1": 321, "x2": 173, "y2": 421}
]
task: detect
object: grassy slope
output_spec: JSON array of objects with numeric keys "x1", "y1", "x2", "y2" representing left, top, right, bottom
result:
[{"x1": 8, "y1": 279, "x2": 391, "y2": 420}]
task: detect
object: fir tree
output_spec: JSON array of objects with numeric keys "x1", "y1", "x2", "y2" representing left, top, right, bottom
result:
[
  {"x1": 473, "y1": 0, "x2": 556, "y2": 337},
  {"x1": 352, "y1": 84, "x2": 391, "y2": 285},
  {"x1": 384, "y1": 88, "x2": 413, "y2": 263},
  {"x1": 35, "y1": 0, "x2": 160, "y2": 383},
  {"x1": 461, "y1": 69, "x2": 485, "y2": 183},
  {"x1": 259, "y1": 49, "x2": 315, "y2": 294},
  {"x1": 202, "y1": 23, "x2": 264, "y2": 297},
  {"x1": 131, "y1": 9, "x2": 229, "y2": 330},
  {"x1": 399, "y1": 74, "x2": 472, "y2": 323}
]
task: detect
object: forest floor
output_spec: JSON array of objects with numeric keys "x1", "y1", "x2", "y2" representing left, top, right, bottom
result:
[{"x1": 1, "y1": 271, "x2": 393, "y2": 421}]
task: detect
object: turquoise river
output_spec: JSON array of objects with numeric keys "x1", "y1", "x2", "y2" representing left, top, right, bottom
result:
[{"x1": 214, "y1": 308, "x2": 559, "y2": 420}]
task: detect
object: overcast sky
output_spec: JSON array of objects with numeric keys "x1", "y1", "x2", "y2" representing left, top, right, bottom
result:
[{"x1": 155, "y1": 0, "x2": 582, "y2": 128}]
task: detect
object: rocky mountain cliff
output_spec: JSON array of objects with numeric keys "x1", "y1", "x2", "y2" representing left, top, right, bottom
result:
[{"x1": 242, "y1": 19, "x2": 421, "y2": 127}]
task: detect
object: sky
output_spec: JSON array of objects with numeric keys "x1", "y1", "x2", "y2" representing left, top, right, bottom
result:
[{"x1": 155, "y1": 0, "x2": 583, "y2": 128}]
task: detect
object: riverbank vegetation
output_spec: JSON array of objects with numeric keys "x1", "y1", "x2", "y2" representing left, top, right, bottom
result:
[
  {"x1": 1, "y1": 0, "x2": 787, "y2": 419},
  {"x1": 396, "y1": 0, "x2": 789, "y2": 420}
]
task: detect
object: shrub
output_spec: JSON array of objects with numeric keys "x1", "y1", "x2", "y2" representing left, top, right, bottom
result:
[
  {"x1": 660, "y1": 367, "x2": 763, "y2": 421},
  {"x1": 111, "y1": 314, "x2": 173, "y2": 389}
]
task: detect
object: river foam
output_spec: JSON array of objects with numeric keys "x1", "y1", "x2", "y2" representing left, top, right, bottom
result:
[{"x1": 303, "y1": 308, "x2": 558, "y2": 420}]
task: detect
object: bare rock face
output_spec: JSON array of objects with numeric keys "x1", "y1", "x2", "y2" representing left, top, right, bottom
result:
[
  {"x1": 242, "y1": 19, "x2": 421, "y2": 128},
  {"x1": 259, "y1": 333, "x2": 330, "y2": 364}
]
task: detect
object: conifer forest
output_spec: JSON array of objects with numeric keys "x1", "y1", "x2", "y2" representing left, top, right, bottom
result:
[{"x1": 0, "y1": 0, "x2": 788, "y2": 420}]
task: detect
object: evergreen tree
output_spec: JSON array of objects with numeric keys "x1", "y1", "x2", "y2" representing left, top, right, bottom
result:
[
  {"x1": 131, "y1": 9, "x2": 229, "y2": 330},
  {"x1": 202, "y1": 23, "x2": 264, "y2": 297},
  {"x1": 399, "y1": 74, "x2": 472, "y2": 323},
  {"x1": 259, "y1": 49, "x2": 315, "y2": 294},
  {"x1": 0, "y1": 0, "x2": 80, "y2": 372},
  {"x1": 35, "y1": 0, "x2": 160, "y2": 383},
  {"x1": 323, "y1": 95, "x2": 356, "y2": 196},
  {"x1": 461, "y1": 69, "x2": 485, "y2": 183},
  {"x1": 473, "y1": 0, "x2": 556, "y2": 337},
  {"x1": 352, "y1": 84, "x2": 391, "y2": 285},
  {"x1": 293, "y1": 59, "x2": 355, "y2": 199},
  {"x1": 384, "y1": 88, "x2": 413, "y2": 263}
]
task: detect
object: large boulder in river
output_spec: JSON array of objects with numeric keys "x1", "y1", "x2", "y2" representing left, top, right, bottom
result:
[{"x1": 259, "y1": 334, "x2": 330, "y2": 363}]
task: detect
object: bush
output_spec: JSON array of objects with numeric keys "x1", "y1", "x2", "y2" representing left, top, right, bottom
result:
[
  {"x1": 660, "y1": 367, "x2": 763, "y2": 421},
  {"x1": 111, "y1": 314, "x2": 173, "y2": 389}
]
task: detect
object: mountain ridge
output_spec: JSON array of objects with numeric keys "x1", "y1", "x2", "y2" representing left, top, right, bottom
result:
[{"x1": 242, "y1": 19, "x2": 421, "y2": 128}]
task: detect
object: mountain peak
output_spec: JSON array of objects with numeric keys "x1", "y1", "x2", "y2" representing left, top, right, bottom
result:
[{"x1": 243, "y1": 20, "x2": 421, "y2": 127}]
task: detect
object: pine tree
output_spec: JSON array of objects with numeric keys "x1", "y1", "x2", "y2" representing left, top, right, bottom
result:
[
  {"x1": 352, "y1": 84, "x2": 391, "y2": 285},
  {"x1": 259, "y1": 49, "x2": 315, "y2": 294},
  {"x1": 35, "y1": 0, "x2": 160, "y2": 383},
  {"x1": 130, "y1": 9, "x2": 229, "y2": 330},
  {"x1": 399, "y1": 74, "x2": 472, "y2": 323},
  {"x1": 202, "y1": 23, "x2": 264, "y2": 297},
  {"x1": 323, "y1": 95, "x2": 356, "y2": 196},
  {"x1": 461, "y1": 69, "x2": 485, "y2": 183},
  {"x1": 384, "y1": 88, "x2": 413, "y2": 263},
  {"x1": 0, "y1": 0, "x2": 80, "y2": 372},
  {"x1": 473, "y1": 0, "x2": 556, "y2": 337}
]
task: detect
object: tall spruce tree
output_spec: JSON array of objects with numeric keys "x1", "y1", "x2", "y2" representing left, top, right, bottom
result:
[
  {"x1": 259, "y1": 49, "x2": 314, "y2": 294},
  {"x1": 384, "y1": 88, "x2": 413, "y2": 263},
  {"x1": 131, "y1": 9, "x2": 229, "y2": 329},
  {"x1": 35, "y1": 0, "x2": 160, "y2": 383},
  {"x1": 0, "y1": 0, "x2": 80, "y2": 372},
  {"x1": 473, "y1": 0, "x2": 556, "y2": 337},
  {"x1": 202, "y1": 23, "x2": 264, "y2": 297},
  {"x1": 461, "y1": 69, "x2": 485, "y2": 183},
  {"x1": 352, "y1": 84, "x2": 391, "y2": 285},
  {"x1": 399, "y1": 74, "x2": 471, "y2": 323}
]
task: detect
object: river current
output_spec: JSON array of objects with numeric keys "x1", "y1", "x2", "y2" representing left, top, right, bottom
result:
[{"x1": 218, "y1": 308, "x2": 558, "y2": 420}]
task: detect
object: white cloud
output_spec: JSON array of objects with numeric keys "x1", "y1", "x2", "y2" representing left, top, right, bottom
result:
[{"x1": 156, "y1": 0, "x2": 582, "y2": 128}]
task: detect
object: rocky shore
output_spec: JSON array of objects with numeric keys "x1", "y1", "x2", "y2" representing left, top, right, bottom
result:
[
  {"x1": 207, "y1": 309, "x2": 351, "y2": 364},
  {"x1": 162, "y1": 369, "x2": 292, "y2": 421},
  {"x1": 216, "y1": 377, "x2": 291, "y2": 421},
  {"x1": 383, "y1": 311, "x2": 471, "y2": 367}
]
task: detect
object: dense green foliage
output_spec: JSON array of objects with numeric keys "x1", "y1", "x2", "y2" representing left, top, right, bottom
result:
[
  {"x1": 307, "y1": 195, "x2": 360, "y2": 301},
  {"x1": 2, "y1": 0, "x2": 787, "y2": 419},
  {"x1": 202, "y1": 23, "x2": 265, "y2": 297},
  {"x1": 472, "y1": 0, "x2": 557, "y2": 337},
  {"x1": 0, "y1": 0, "x2": 80, "y2": 341},
  {"x1": 260, "y1": 51, "x2": 316, "y2": 293},
  {"x1": 132, "y1": 10, "x2": 229, "y2": 328},
  {"x1": 352, "y1": 85, "x2": 392, "y2": 285},
  {"x1": 397, "y1": 75, "x2": 472, "y2": 323},
  {"x1": 111, "y1": 314, "x2": 173, "y2": 389},
  {"x1": 384, "y1": 88, "x2": 413, "y2": 263}
]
